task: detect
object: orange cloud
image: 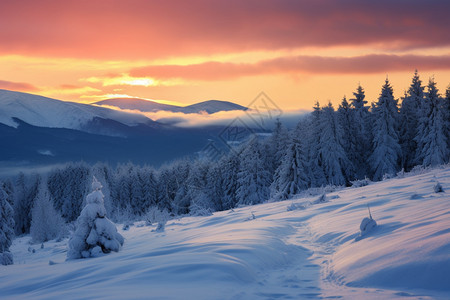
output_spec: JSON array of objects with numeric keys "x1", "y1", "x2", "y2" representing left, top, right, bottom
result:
[{"x1": 130, "y1": 54, "x2": 450, "y2": 81}]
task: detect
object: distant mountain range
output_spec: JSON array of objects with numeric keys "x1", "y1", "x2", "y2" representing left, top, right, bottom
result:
[
  {"x1": 94, "y1": 98, "x2": 247, "y2": 114},
  {"x1": 0, "y1": 89, "x2": 253, "y2": 169}
]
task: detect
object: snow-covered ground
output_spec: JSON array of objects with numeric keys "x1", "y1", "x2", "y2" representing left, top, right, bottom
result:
[{"x1": 1, "y1": 167, "x2": 449, "y2": 299}]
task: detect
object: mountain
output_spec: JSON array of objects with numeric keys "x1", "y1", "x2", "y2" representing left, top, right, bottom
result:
[
  {"x1": 94, "y1": 98, "x2": 247, "y2": 114},
  {"x1": 0, "y1": 90, "x2": 256, "y2": 168},
  {"x1": 0, "y1": 90, "x2": 156, "y2": 132}
]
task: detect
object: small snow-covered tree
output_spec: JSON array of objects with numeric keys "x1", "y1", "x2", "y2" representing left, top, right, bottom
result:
[
  {"x1": 67, "y1": 177, "x2": 124, "y2": 259},
  {"x1": 369, "y1": 79, "x2": 402, "y2": 181},
  {"x1": 30, "y1": 181, "x2": 66, "y2": 243},
  {"x1": 0, "y1": 186, "x2": 15, "y2": 265},
  {"x1": 415, "y1": 78, "x2": 449, "y2": 166}
]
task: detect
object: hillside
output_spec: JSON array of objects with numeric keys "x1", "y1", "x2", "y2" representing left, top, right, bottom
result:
[
  {"x1": 1, "y1": 166, "x2": 449, "y2": 299},
  {"x1": 0, "y1": 90, "x2": 153, "y2": 130}
]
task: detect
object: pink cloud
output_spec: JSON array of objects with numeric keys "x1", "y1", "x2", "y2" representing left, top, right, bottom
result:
[
  {"x1": 0, "y1": 80, "x2": 39, "y2": 92},
  {"x1": 0, "y1": 0, "x2": 448, "y2": 59},
  {"x1": 130, "y1": 54, "x2": 450, "y2": 81}
]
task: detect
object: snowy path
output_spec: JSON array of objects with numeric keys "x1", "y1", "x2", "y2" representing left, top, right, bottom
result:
[{"x1": 1, "y1": 167, "x2": 449, "y2": 299}]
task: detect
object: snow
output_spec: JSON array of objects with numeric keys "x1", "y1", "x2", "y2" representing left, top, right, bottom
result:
[
  {"x1": 1, "y1": 166, "x2": 449, "y2": 299},
  {"x1": 0, "y1": 89, "x2": 151, "y2": 129}
]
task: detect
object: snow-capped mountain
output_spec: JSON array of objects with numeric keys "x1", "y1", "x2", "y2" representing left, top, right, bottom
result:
[
  {"x1": 0, "y1": 90, "x2": 154, "y2": 131},
  {"x1": 94, "y1": 98, "x2": 247, "y2": 114}
]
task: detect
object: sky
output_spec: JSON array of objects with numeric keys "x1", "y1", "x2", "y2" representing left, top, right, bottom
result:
[{"x1": 0, "y1": 0, "x2": 449, "y2": 110}]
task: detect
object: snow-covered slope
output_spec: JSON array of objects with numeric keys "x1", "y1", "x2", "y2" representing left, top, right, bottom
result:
[
  {"x1": 95, "y1": 98, "x2": 247, "y2": 114},
  {"x1": 0, "y1": 90, "x2": 152, "y2": 130},
  {"x1": 1, "y1": 166, "x2": 449, "y2": 299}
]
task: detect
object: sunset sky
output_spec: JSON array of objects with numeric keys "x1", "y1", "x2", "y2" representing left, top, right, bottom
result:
[{"x1": 0, "y1": 0, "x2": 449, "y2": 110}]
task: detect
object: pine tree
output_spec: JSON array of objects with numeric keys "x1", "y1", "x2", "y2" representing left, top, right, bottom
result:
[
  {"x1": 220, "y1": 152, "x2": 241, "y2": 210},
  {"x1": 399, "y1": 70, "x2": 424, "y2": 170},
  {"x1": 270, "y1": 133, "x2": 309, "y2": 201},
  {"x1": 317, "y1": 103, "x2": 353, "y2": 185},
  {"x1": 0, "y1": 186, "x2": 15, "y2": 265},
  {"x1": 369, "y1": 79, "x2": 402, "y2": 180},
  {"x1": 266, "y1": 119, "x2": 289, "y2": 176},
  {"x1": 67, "y1": 177, "x2": 124, "y2": 259},
  {"x1": 350, "y1": 84, "x2": 371, "y2": 178},
  {"x1": 444, "y1": 86, "x2": 450, "y2": 152},
  {"x1": 30, "y1": 180, "x2": 66, "y2": 243},
  {"x1": 14, "y1": 173, "x2": 40, "y2": 235},
  {"x1": 236, "y1": 138, "x2": 271, "y2": 205},
  {"x1": 187, "y1": 160, "x2": 213, "y2": 215},
  {"x1": 308, "y1": 102, "x2": 327, "y2": 187},
  {"x1": 415, "y1": 78, "x2": 448, "y2": 166},
  {"x1": 337, "y1": 96, "x2": 358, "y2": 179}
]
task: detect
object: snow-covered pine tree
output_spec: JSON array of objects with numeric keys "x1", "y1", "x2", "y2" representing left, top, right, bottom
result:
[
  {"x1": 204, "y1": 162, "x2": 225, "y2": 212},
  {"x1": 415, "y1": 78, "x2": 449, "y2": 166},
  {"x1": 236, "y1": 137, "x2": 271, "y2": 205},
  {"x1": 307, "y1": 102, "x2": 327, "y2": 187},
  {"x1": 266, "y1": 118, "x2": 289, "y2": 176},
  {"x1": 399, "y1": 70, "x2": 424, "y2": 170},
  {"x1": 350, "y1": 84, "x2": 372, "y2": 179},
  {"x1": 14, "y1": 173, "x2": 40, "y2": 235},
  {"x1": 171, "y1": 160, "x2": 191, "y2": 215},
  {"x1": 369, "y1": 79, "x2": 402, "y2": 181},
  {"x1": 67, "y1": 176, "x2": 124, "y2": 259},
  {"x1": 337, "y1": 96, "x2": 358, "y2": 179},
  {"x1": 0, "y1": 185, "x2": 15, "y2": 265},
  {"x1": 270, "y1": 132, "x2": 309, "y2": 201},
  {"x1": 186, "y1": 160, "x2": 213, "y2": 216},
  {"x1": 444, "y1": 86, "x2": 450, "y2": 152},
  {"x1": 220, "y1": 151, "x2": 241, "y2": 210},
  {"x1": 317, "y1": 102, "x2": 353, "y2": 185},
  {"x1": 30, "y1": 180, "x2": 66, "y2": 243}
]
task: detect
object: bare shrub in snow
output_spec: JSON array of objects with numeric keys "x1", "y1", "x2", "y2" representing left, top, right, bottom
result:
[
  {"x1": 313, "y1": 194, "x2": 327, "y2": 204},
  {"x1": 67, "y1": 177, "x2": 124, "y2": 259},
  {"x1": 287, "y1": 202, "x2": 308, "y2": 211},
  {"x1": 150, "y1": 208, "x2": 169, "y2": 233},
  {"x1": 359, "y1": 206, "x2": 377, "y2": 238},
  {"x1": 351, "y1": 177, "x2": 371, "y2": 188},
  {"x1": 434, "y1": 181, "x2": 444, "y2": 193}
]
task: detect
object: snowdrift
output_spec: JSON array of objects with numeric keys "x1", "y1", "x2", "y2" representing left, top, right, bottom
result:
[{"x1": 1, "y1": 166, "x2": 449, "y2": 299}]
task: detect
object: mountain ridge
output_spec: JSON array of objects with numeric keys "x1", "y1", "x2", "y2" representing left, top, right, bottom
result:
[{"x1": 94, "y1": 98, "x2": 247, "y2": 114}]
